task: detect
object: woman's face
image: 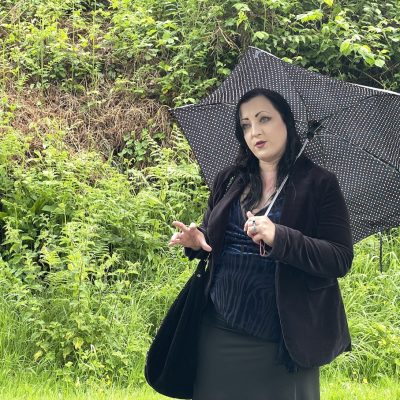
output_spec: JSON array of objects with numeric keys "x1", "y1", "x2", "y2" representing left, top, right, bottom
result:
[{"x1": 239, "y1": 95, "x2": 287, "y2": 165}]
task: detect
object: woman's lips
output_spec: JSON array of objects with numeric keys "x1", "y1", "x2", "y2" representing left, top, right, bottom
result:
[{"x1": 255, "y1": 141, "x2": 267, "y2": 148}]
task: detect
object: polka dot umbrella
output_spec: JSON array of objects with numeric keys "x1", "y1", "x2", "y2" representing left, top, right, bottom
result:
[{"x1": 171, "y1": 47, "x2": 400, "y2": 244}]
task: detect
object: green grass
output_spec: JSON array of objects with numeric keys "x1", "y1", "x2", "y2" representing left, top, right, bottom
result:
[
  {"x1": 0, "y1": 373, "x2": 398, "y2": 400},
  {"x1": 321, "y1": 376, "x2": 400, "y2": 400}
]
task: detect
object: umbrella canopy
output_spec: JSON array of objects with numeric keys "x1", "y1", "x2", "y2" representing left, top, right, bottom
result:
[{"x1": 172, "y1": 47, "x2": 400, "y2": 243}]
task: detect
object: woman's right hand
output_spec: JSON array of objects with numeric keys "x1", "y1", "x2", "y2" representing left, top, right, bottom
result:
[{"x1": 168, "y1": 221, "x2": 212, "y2": 252}]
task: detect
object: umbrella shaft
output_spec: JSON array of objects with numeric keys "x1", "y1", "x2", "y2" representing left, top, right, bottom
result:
[{"x1": 264, "y1": 139, "x2": 309, "y2": 217}]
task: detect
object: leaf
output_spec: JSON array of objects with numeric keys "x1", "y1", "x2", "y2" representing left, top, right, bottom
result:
[
  {"x1": 296, "y1": 10, "x2": 324, "y2": 23},
  {"x1": 34, "y1": 350, "x2": 43, "y2": 361},
  {"x1": 358, "y1": 45, "x2": 375, "y2": 65},
  {"x1": 340, "y1": 40, "x2": 352, "y2": 55},
  {"x1": 73, "y1": 337, "x2": 84, "y2": 350},
  {"x1": 253, "y1": 31, "x2": 269, "y2": 40},
  {"x1": 63, "y1": 347, "x2": 73, "y2": 359},
  {"x1": 42, "y1": 205, "x2": 57, "y2": 212},
  {"x1": 21, "y1": 235, "x2": 34, "y2": 242},
  {"x1": 281, "y1": 57, "x2": 293, "y2": 64},
  {"x1": 232, "y1": 3, "x2": 250, "y2": 12},
  {"x1": 323, "y1": 0, "x2": 333, "y2": 6},
  {"x1": 374, "y1": 59, "x2": 385, "y2": 68}
]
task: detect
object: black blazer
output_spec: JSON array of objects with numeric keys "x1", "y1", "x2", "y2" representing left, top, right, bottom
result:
[{"x1": 186, "y1": 156, "x2": 353, "y2": 368}]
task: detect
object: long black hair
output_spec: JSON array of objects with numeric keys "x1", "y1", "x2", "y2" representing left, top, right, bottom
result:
[{"x1": 234, "y1": 88, "x2": 301, "y2": 212}]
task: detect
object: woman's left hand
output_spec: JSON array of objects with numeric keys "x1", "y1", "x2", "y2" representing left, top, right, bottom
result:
[{"x1": 244, "y1": 211, "x2": 276, "y2": 247}]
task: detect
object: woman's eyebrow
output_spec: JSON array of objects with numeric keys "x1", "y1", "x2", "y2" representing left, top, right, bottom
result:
[
  {"x1": 241, "y1": 110, "x2": 271, "y2": 121},
  {"x1": 255, "y1": 110, "x2": 270, "y2": 117}
]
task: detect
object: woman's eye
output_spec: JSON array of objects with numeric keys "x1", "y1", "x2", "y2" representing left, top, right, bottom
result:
[
  {"x1": 241, "y1": 124, "x2": 250, "y2": 131},
  {"x1": 260, "y1": 116, "x2": 270, "y2": 123}
]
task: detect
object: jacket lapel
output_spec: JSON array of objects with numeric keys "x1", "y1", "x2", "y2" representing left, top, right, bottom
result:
[
  {"x1": 207, "y1": 176, "x2": 245, "y2": 254},
  {"x1": 278, "y1": 156, "x2": 310, "y2": 228}
]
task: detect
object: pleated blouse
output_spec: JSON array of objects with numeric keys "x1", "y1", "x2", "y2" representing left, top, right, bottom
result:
[{"x1": 210, "y1": 195, "x2": 284, "y2": 341}]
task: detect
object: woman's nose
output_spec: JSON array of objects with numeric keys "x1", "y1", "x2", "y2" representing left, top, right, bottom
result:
[{"x1": 251, "y1": 124, "x2": 261, "y2": 137}]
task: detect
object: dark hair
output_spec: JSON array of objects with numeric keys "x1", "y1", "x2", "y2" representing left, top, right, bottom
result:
[{"x1": 234, "y1": 88, "x2": 301, "y2": 212}]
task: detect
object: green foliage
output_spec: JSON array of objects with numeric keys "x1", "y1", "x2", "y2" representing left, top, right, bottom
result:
[
  {"x1": 324, "y1": 231, "x2": 400, "y2": 382},
  {"x1": 0, "y1": 0, "x2": 399, "y2": 391},
  {"x1": 1, "y1": 0, "x2": 104, "y2": 90},
  {"x1": 0, "y1": 126, "x2": 208, "y2": 384},
  {"x1": 2, "y1": 0, "x2": 398, "y2": 102}
]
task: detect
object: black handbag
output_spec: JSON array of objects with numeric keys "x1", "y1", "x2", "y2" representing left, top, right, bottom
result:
[{"x1": 144, "y1": 256, "x2": 209, "y2": 399}]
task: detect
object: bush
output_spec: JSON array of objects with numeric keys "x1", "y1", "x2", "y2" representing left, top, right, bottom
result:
[
  {"x1": 0, "y1": 126, "x2": 208, "y2": 384},
  {"x1": 1, "y1": 0, "x2": 398, "y2": 101}
]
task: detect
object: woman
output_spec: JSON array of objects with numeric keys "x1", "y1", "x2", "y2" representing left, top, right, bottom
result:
[{"x1": 169, "y1": 88, "x2": 353, "y2": 400}]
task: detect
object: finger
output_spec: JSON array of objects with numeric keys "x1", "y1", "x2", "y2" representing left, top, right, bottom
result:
[
  {"x1": 200, "y1": 238, "x2": 212, "y2": 252},
  {"x1": 251, "y1": 234, "x2": 263, "y2": 243},
  {"x1": 202, "y1": 244, "x2": 212, "y2": 252},
  {"x1": 189, "y1": 222, "x2": 197, "y2": 230},
  {"x1": 244, "y1": 217, "x2": 257, "y2": 232},
  {"x1": 168, "y1": 232, "x2": 181, "y2": 245},
  {"x1": 245, "y1": 226, "x2": 255, "y2": 237},
  {"x1": 244, "y1": 211, "x2": 256, "y2": 231},
  {"x1": 172, "y1": 221, "x2": 189, "y2": 232},
  {"x1": 246, "y1": 211, "x2": 255, "y2": 218},
  {"x1": 168, "y1": 238, "x2": 180, "y2": 246},
  {"x1": 170, "y1": 232, "x2": 180, "y2": 241}
]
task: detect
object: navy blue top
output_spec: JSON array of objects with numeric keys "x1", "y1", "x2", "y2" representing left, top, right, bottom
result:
[{"x1": 210, "y1": 195, "x2": 284, "y2": 341}]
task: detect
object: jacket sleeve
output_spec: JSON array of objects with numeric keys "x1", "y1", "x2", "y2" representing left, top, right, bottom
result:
[
  {"x1": 183, "y1": 224, "x2": 210, "y2": 261},
  {"x1": 270, "y1": 174, "x2": 353, "y2": 278}
]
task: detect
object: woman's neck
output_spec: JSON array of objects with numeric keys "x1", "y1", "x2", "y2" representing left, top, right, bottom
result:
[{"x1": 259, "y1": 161, "x2": 278, "y2": 188}]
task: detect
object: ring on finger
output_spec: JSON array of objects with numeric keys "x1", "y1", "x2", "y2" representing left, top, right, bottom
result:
[{"x1": 252, "y1": 220, "x2": 257, "y2": 233}]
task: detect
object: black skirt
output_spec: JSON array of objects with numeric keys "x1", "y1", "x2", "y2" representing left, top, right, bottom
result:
[{"x1": 193, "y1": 302, "x2": 320, "y2": 400}]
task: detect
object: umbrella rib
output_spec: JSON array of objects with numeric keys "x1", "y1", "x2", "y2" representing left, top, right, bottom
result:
[
  {"x1": 247, "y1": 46, "x2": 339, "y2": 123},
  {"x1": 349, "y1": 83, "x2": 400, "y2": 96},
  {"x1": 317, "y1": 94, "x2": 399, "y2": 126},
  {"x1": 315, "y1": 129, "x2": 400, "y2": 174},
  {"x1": 171, "y1": 102, "x2": 236, "y2": 111},
  {"x1": 172, "y1": 103, "x2": 310, "y2": 128}
]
